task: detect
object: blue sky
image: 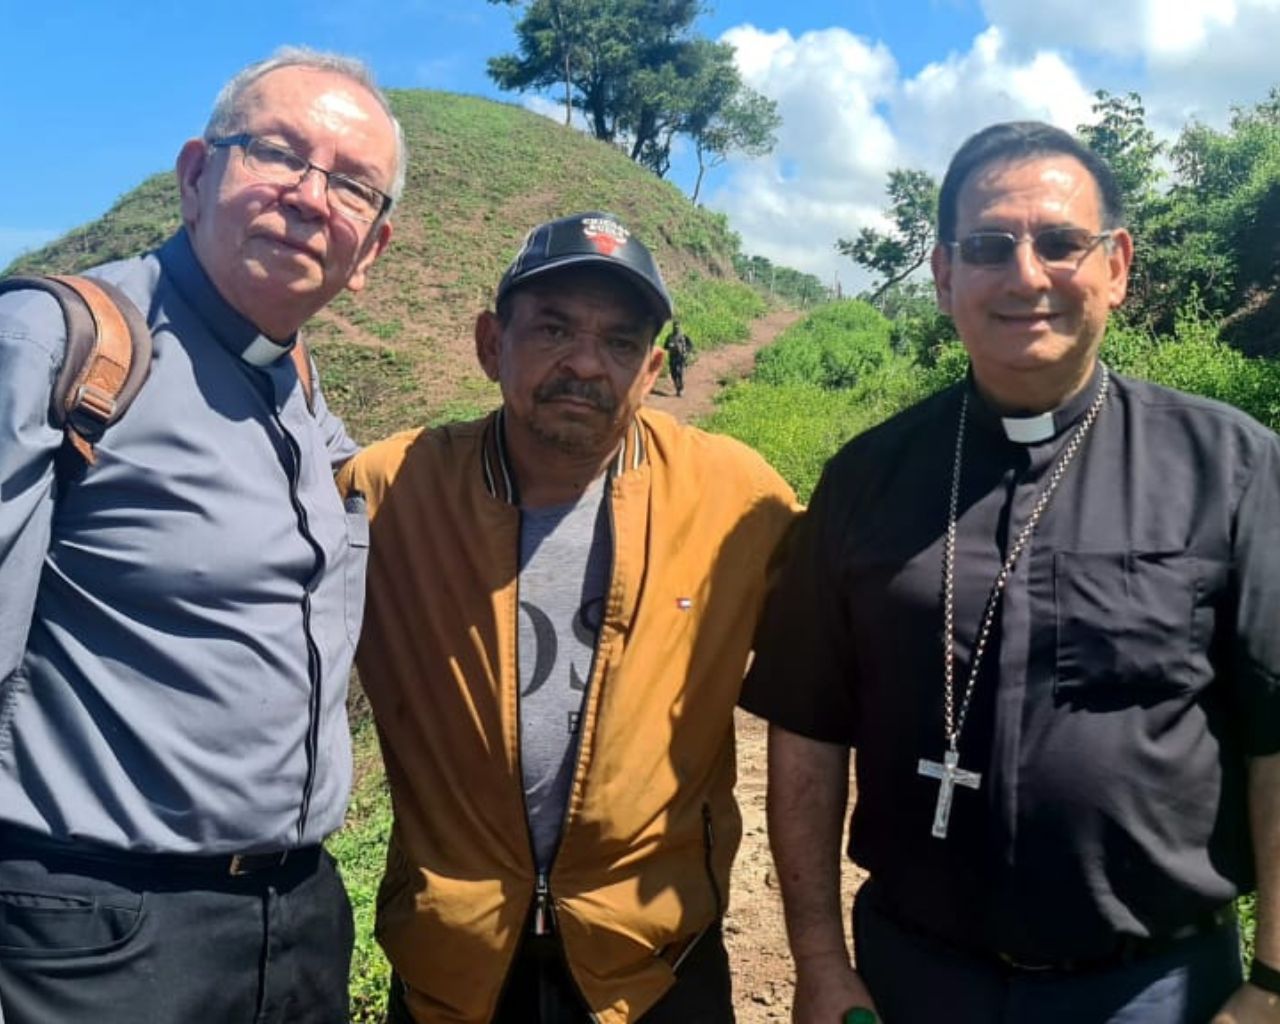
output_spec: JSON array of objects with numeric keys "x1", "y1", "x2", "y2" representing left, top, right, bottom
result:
[{"x1": 3, "y1": 1, "x2": 1276, "y2": 284}]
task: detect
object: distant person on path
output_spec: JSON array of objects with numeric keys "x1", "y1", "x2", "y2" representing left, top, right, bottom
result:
[
  {"x1": 339, "y1": 211, "x2": 798, "y2": 1023},
  {"x1": 742, "y1": 121, "x2": 1280, "y2": 1024},
  {"x1": 664, "y1": 319, "x2": 694, "y2": 396},
  {"x1": 0, "y1": 47, "x2": 403, "y2": 1023}
]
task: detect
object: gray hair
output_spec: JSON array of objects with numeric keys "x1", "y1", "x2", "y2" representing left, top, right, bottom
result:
[{"x1": 203, "y1": 45, "x2": 407, "y2": 208}]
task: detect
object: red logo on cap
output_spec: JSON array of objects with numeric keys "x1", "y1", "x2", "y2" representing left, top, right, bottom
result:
[
  {"x1": 582, "y1": 217, "x2": 630, "y2": 257},
  {"x1": 587, "y1": 231, "x2": 621, "y2": 255}
]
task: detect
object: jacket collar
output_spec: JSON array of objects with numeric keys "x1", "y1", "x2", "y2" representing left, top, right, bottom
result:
[{"x1": 480, "y1": 407, "x2": 648, "y2": 506}]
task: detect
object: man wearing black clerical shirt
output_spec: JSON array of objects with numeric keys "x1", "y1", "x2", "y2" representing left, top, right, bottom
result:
[{"x1": 741, "y1": 121, "x2": 1280, "y2": 1024}]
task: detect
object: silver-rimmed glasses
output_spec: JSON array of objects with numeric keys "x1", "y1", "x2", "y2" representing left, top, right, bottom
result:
[{"x1": 208, "y1": 133, "x2": 392, "y2": 224}]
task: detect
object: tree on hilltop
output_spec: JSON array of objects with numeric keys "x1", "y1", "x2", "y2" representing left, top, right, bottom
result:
[{"x1": 487, "y1": 0, "x2": 779, "y2": 185}]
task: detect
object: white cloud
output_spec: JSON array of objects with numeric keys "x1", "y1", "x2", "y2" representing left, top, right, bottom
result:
[
  {"x1": 981, "y1": 0, "x2": 1242, "y2": 58},
  {"x1": 981, "y1": 0, "x2": 1280, "y2": 144},
  {"x1": 708, "y1": 24, "x2": 1094, "y2": 291},
  {"x1": 894, "y1": 28, "x2": 1095, "y2": 170},
  {"x1": 707, "y1": 25, "x2": 901, "y2": 290},
  {"x1": 1143, "y1": 2, "x2": 1280, "y2": 129}
]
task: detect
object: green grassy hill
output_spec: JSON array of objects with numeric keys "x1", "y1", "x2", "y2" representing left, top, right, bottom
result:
[{"x1": 5, "y1": 90, "x2": 744, "y2": 440}]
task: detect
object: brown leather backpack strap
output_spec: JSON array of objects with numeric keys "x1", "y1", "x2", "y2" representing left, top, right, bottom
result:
[
  {"x1": 290, "y1": 335, "x2": 315, "y2": 411},
  {"x1": 48, "y1": 275, "x2": 134, "y2": 462},
  {"x1": 0, "y1": 272, "x2": 152, "y2": 468}
]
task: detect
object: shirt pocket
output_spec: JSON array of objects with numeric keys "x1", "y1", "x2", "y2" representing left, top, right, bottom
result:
[
  {"x1": 343, "y1": 493, "x2": 371, "y2": 647},
  {"x1": 1053, "y1": 550, "x2": 1204, "y2": 699}
]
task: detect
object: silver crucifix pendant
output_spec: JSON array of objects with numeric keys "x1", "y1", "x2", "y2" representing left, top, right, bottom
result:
[{"x1": 917, "y1": 747, "x2": 982, "y2": 838}]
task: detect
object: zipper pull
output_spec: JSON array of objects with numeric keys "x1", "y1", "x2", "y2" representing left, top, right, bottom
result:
[{"x1": 534, "y1": 873, "x2": 553, "y2": 935}]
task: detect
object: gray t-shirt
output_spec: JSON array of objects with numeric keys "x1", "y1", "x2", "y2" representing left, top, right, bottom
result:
[{"x1": 518, "y1": 476, "x2": 611, "y2": 871}]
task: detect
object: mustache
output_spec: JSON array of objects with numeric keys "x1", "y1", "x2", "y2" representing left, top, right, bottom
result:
[{"x1": 534, "y1": 377, "x2": 616, "y2": 412}]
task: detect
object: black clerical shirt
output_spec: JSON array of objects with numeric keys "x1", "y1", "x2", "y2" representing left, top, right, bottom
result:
[{"x1": 741, "y1": 364, "x2": 1280, "y2": 963}]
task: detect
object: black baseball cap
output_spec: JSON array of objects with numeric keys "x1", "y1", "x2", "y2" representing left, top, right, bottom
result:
[{"x1": 495, "y1": 212, "x2": 674, "y2": 324}]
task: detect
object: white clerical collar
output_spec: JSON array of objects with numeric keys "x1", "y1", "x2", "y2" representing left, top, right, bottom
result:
[
  {"x1": 1001, "y1": 412, "x2": 1056, "y2": 444},
  {"x1": 240, "y1": 334, "x2": 293, "y2": 367}
]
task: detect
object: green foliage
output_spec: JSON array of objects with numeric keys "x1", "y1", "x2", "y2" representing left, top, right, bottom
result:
[
  {"x1": 1240, "y1": 893, "x2": 1258, "y2": 964},
  {"x1": 486, "y1": 0, "x2": 777, "y2": 185},
  {"x1": 873, "y1": 280, "x2": 958, "y2": 359},
  {"x1": 669, "y1": 275, "x2": 766, "y2": 350},
  {"x1": 704, "y1": 301, "x2": 946, "y2": 499},
  {"x1": 1102, "y1": 293, "x2": 1280, "y2": 431},
  {"x1": 1078, "y1": 91, "x2": 1164, "y2": 218},
  {"x1": 709, "y1": 289, "x2": 1277, "y2": 504},
  {"x1": 733, "y1": 253, "x2": 831, "y2": 306},
  {"x1": 689, "y1": 78, "x2": 781, "y2": 204},
  {"x1": 310, "y1": 345, "x2": 424, "y2": 443},
  {"x1": 1071, "y1": 87, "x2": 1280, "y2": 344},
  {"x1": 836, "y1": 169, "x2": 938, "y2": 301},
  {"x1": 753, "y1": 301, "x2": 892, "y2": 389}
]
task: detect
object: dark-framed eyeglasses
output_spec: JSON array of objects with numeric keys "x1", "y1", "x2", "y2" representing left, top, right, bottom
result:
[
  {"x1": 949, "y1": 227, "x2": 1114, "y2": 269},
  {"x1": 208, "y1": 133, "x2": 392, "y2": 224}
]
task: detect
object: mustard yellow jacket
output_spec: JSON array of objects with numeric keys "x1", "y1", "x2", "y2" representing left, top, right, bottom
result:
[{"x1": 338, "y1": 407, "x2": 798, "y2": 1023}]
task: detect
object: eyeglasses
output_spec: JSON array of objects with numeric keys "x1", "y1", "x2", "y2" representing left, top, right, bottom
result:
[
  {"x1": 949, "y1": 227, "x2": 1113, "y2": 269},
  {"x1": 208, "y1": 134, "x2": 392, "y2": 224}
]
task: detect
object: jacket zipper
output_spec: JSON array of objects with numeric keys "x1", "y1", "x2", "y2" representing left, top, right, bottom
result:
[
  {"x1": 533, "y1": 871, "x2": 555, "y2": 934},
  {"x1": 503, "y1": 477, "x2": 617, "y2": 1021}
]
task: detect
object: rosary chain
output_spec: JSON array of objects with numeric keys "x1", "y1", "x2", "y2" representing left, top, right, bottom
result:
[{"x1": 942, "y1": 367, "x2": 1110, "y2": 748}]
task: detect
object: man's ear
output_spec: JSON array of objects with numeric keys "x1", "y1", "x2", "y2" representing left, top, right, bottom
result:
[
  {"x1": 475, "y1": 311, "x2": 503, "y2": 382},
  {"x1": 1106, "y1": 227, "x2": 1134, "y2": 309},
  {"x1": 176, "y1": 138, "x2": 211, "y2": 228},
  {"x1": 637, "y1": 343, "x2": 665, "y2": 398},
  {"x1": 345, "y1": 220, "x2": 393, "y2": 294},
  {"x1": 931, "y1": 241, "x2": 953, "y2": 315}
]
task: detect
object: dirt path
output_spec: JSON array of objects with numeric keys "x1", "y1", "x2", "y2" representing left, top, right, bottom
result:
[
  {"x1": 647, "y1": 307, "x2": 867, "y2": 1021},
  {"x1": 644, "y1": 307, "x2": 804, "y2": 423}
]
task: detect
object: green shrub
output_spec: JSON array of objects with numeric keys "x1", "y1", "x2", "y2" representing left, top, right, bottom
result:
[
  {"x1": 754, "y1": 301, "x2": 893, "y2": 390},
  {"x1": 707, "y1": 298, "x2": 1278, "y2": 504},
  {"x1": 1104, "y1": 295, "x2": 1280, "y2": 430},
  {"x1": 704, "y1": 354, "x2": 945, "y2": 501},
  {"x1": 669, "y1": 276, "x2": 767, "y2": 351}
]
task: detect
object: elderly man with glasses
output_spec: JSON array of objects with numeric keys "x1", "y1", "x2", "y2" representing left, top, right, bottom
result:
[
  {"x1": 742, "y1": 121, "x2": 1280, "y2": 1024},
  {"x1": 0, "y1": 46, "x2": 403, "y2": 1023}
]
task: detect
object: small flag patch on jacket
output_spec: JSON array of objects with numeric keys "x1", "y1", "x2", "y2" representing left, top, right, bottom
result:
[{"x1": 676, "y1": 597, "x2": 693, "y2": 610}]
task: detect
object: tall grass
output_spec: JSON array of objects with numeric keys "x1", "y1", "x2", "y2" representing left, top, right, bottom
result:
[{"x1": 669, "y1": 276, "x2": 768, "y2": 351}]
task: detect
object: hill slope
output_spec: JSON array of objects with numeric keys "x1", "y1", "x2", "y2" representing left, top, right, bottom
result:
[{"x1": 5, "y1": 91, "x2": 742, "y2": 440}]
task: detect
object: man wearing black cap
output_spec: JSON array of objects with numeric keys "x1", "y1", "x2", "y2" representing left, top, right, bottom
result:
[{"x1": 338, "y1": 212, "x2": 798, "y2": 1023}]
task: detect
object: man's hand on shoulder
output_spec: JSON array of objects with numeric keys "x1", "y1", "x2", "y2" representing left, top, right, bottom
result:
[
  {"x1": 1212, "y1": 982, "x2": 1280, "y2": 1024},
  {"x1": 792, "y1": 951, "x2": 879, "y2": 1024}
]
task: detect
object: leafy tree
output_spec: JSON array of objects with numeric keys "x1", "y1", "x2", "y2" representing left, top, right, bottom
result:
[
  {"x1": 1077, "y1": 91, "x2": 1163, "y2": 218},
  {"x1": 1076, "y1": 91, "x2": 1171, "y2": 327},
  {"x1": 488, "y1": 0, "x2": 680, "y2": 142},
  {"x1": 836, "y1": 169, "x2": 938, "y2": 302},
  {"x1": 487, "y1": 0, "x2": 778, "y2": 186},
  {"x1": 680, "y1": 48, "x2": 780, "y2": 203},
  {"x1": 733, "y1": 252, "x2": 829, "y2": 305}
]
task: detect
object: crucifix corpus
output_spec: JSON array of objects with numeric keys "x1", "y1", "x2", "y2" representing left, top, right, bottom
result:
[{"x1": 918, "y1": 749, "x2": 982, "y2": 839}]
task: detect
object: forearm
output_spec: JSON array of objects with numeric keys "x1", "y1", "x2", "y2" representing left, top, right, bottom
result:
[
  {"x1": 766, "y1": 723, "x2": 852, "y2": 964},
  {"x1": 1250, "y1": 752, "x2": 1280, "y2": 967}
]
